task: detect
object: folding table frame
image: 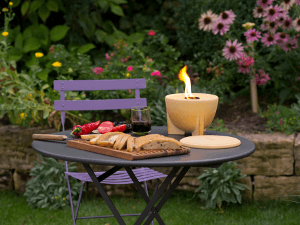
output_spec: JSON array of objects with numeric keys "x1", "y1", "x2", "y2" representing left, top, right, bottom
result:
[{"x1": 83, "y1": 164, "x2": 190, "y2": 225}]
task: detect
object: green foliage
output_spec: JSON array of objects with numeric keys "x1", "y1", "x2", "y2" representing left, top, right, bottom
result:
[
  {"x1": 260, "y1": 103, "x2": 300, "y2": 135},
  {"x1": 194, "y1": 161, "x2": 249, "y2": 210},
  {"x1": 207, "y1": 119, "x2": 229, "y2": 133},
  {"x1": 23, "y1": 154, "x2": 82, "y2": 210}
]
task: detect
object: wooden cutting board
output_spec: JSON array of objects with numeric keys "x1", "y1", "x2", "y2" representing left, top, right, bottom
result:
[
  {"x1": 180, "y1": 135, "x2": 241, "y2": 149},
  {"x1": 67, "y1": 139, "x2": 190, "y2": 161}
]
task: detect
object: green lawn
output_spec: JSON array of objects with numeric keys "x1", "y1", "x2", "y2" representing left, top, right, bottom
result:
[{"x1": 1, "y1": 189, "x2": 300, "y2": 225}]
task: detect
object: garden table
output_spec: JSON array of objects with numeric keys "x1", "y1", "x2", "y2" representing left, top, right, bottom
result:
[{"x1": 32, "y1": 126, "x2": 255, "y2": 225}]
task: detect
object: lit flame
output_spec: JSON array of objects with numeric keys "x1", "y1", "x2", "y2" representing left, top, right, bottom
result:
[{"x1": 178, "y1": 65, "x2": 194, "y2": 99}]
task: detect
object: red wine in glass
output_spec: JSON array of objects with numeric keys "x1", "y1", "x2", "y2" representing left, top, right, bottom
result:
[{"x1": 132, "y1": 121, "x2": 151, "y2": 135}]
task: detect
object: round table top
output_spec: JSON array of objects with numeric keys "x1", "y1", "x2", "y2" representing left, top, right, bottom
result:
[{"x1": 32, "y1": 126, "x2": 255, "y2": 167}]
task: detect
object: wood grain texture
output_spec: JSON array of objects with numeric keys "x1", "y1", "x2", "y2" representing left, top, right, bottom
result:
[{"x1": 67, "y1": 139, "x2": 190, "y2": 161}]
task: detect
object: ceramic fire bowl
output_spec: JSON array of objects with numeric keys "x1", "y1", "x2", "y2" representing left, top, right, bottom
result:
[{"x1": 165, "y1": 93, "x2": 219, "y2": 136}]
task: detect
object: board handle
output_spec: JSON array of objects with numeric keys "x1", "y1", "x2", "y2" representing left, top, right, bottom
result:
[{"x1": 32, "y1": 134, "x2": 68, "y2": 141}]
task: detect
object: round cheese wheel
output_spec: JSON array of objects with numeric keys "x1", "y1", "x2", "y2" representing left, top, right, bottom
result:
[{"x1": 180, "y1": 135, "x2": 241, "y2": 149}]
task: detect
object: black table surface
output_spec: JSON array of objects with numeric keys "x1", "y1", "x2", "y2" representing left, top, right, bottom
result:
[{"x1": 32, "y1": 126, "x2": 255, "y2": 167}]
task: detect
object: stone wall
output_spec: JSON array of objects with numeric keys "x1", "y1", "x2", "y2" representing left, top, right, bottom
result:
[{"x1": 1, "y1": 125, "x2": 299, "y2": 202}]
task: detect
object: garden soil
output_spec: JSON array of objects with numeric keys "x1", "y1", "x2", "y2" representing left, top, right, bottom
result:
[{"x1": 215, "y1": 95, "x2": 269, "y2": 134}]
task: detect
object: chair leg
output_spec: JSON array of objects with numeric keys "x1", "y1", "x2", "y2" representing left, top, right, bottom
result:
[
  {"x1": 65, "y1": 174, "x2": 76, "y2": 225},
  {"x1": 74, "y1": 181, "x2": 86, "y2": 220},
  {"x1": 144, "y1": 180, "x2": 158, "y2": 225}
]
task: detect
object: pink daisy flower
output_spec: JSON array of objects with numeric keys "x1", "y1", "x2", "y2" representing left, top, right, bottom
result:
[
  {"x1": 238, "y1": 65, "x2": 250, "y2": 74},
  {"x1": 263, "y1": 20, "x2": 279, "y2": 33},
  {"x1": 292, "y1": 17, "x2": 300, "y2": 31},
  {"x1": 105, "y1": 53, "x2": 110, "y2": 60},
  {"x1": 244, "y1": 28, "x2": 262, "y2": 42},
  {"x1": 198, "y1": 10, "x2": 218, "y2": 32},
  {"x1": 261, "y1": 33, "x2": 278, "y2": 46},
  {"x1": 212, "y1": 21, "x2": 230, "y2": 35},
  {"x1": 92, "y1": 67, "x2": 104, "y2": 75},
  {"x1": 282, "y1": 17, "x2": 293, "y2": 30},
  {"x1": 276, "y1": 10, "x2": 289, "y2": 26},
  {"x1": 148, "y1": 30, "x2": 155, "y2": 36},
  {"x1": 263, "y1": 5, "x2": 282, "y2": 21},
  {"x1": 275, "y1": 32, "x2": 290, "y2": 43},
  {"x1": 236, "y1": 54, "x2": 254, "y2": 74},
  {"x1": 257, "y1": 0, "x2": 273, "y2": 8},
  {"x1": 217, "y1": 10, "x2": 236, "y2": 25},
  {"x1": 278, "y1": 35, "x2": 299, "y2": 51},
  {"x1": 280, "y1": 0, "x2": 295, "y2": 11},
  {"x1": 253, "y1": 6, "x2": 264, "y2": 18},
  {"x1": 127, "y1": 66, "x2": 133, "y2": 71},
  {"x1": 222, "y1": 39, "x2": 244, "y2": 61}
]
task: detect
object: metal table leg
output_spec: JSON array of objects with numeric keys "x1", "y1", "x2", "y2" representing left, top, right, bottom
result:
[{"x1": 82, "y1": 164, "x2": 126, "y2": 225}]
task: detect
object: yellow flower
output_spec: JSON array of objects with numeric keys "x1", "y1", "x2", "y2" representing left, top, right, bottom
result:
[
  {"x1": 35, "y1": 52, "x2": 44, "y2": 58},
  {"x1": 20, "y1": 113, "x2": 27, "y2": 120},
  {"x1": 2, "y1": 7, "x2": 9, "y2": 12},
  {"x1": 126, "y1": 73, "x2": 130, "y2": 77},
  {"x1": 242, "y1": 22, "x2": 255, "y2": 30},
  {"x1": 68, "y1": 68, "x2": 73, "y2": 73},
  {"x1": 52, "y1": 61, "x2": 62, "y2": 68},
  {"x1": 63, "y1": 197, "x2": 66, "y2": 200},
  {"x1": 2, "y1": 31, "x2": 9, "y2": 37},
  {"x1": 55, "y1": 196, "x2": 57, "y2": 199},
  {"x1": 9, "y1": 2, "x2": 13, "y2": 6}
]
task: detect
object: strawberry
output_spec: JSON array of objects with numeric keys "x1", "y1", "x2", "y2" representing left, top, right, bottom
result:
[{"x1": 70, "y1": 120, "x2": 101, "y2": 136}]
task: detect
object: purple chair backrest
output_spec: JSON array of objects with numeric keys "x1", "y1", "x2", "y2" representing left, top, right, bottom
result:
[{"x1": 53, "y1": 79, "x2": 147, "y2": 132}]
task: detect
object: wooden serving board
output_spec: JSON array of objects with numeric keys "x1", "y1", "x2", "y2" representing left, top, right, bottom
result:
[{"x1": 67, "y1": 139, "x2": 190, "y2": 161}]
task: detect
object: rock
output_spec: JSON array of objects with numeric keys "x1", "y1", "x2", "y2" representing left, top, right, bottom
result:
[
  {"x1": 294, "y1": 134, "x2": 300, "y2": 175},
  {"x1": 0, "y1": 169, "x2": 13, "y2": 191},
  {"x1": 235, "y1": 133, "x2": 294, "y2": 175},
  {"x1": 13, "y1": 169, "x2": 31, "y2": 193},
  {"x1": 253, "y1": 176, "x2": 300, "y2": 200},
  {"x1": 238, "y1": 176, "x2": 252, "y2": 201}
]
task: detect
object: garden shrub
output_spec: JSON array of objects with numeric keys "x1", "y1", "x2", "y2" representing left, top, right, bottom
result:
[
  {"x1": 194, "y1": 161, "x2": 249, "y2": 211},
  {"x1": 24, "y1": 154, "x2": 82, "y2": 210}
]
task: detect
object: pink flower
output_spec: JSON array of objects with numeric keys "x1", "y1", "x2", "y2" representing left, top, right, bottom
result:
[
  {"x1": 276, "y1": 10, "x2": 289, "y2": 26},
  {"x1": 275, "y1": 32, "x2": 290, "y2": 44},
  {"x1": 222, "y1": 39, "x2": 244, "y2": 61},
  {"x1": 298, "y1": 76, "x2": 300, "y2": 81},
  {"x1": 292, "y1": 17, "x2": 300, "y2": 31},
  {"x1": 236, "y1": 54, "x2": 254, "y2": 74},
  {"x1": 253, "y1": 6, "x2": 264, "y2": 18},
  {"x1": 257, "y1": 0, "x2": 273, "y2": 8},
  {"x1": 148, "y1": 30, "x2": 155, "y2": 36},
  {"x1": 261, "y1": 33, "x2": 278, "y2": 47},
  {"x1": 92, "y1": 67, "x2": 104, "y2": 75},
  {"x1": 280, "y1": 117, "x2": 283, "y2": 125},
  {"x1": 238, "y1": 65, "x2": 250, "y2": 74},
  {"x1": 277, "y1": 35, "x2": 298, "y2": 51},
  {"x1": 280, "y1": 0, "x2": 295, "y2": 11},
  {"x1": 255, "y1": 69, "x2": 270, "y2": 85},
  {"x1": 105, "y1": 53, "x2": 110, "y2": 60},
  {"x1": 262, "y1": 19, "x2": 279, "y2": 33},
  {"x1": 127, "y1": 66, "x2": 133, "y2": 71},
  {"x1": 296, "y1": 0, "x2": 300, "y2": 5},
  {"x1": 110, "y1": 53, "x2": 114, "y2": 57},
  {"x1": 282, "y1": 17, "x2": 293, "y2": 30},
  {"x1": 244, "y1": 29, "x2": 262, "y2": 42},
  {"x1": 212, "y1": 21, "x2": 230, "y2": 35},
  {"x1": 151, "y1": 70, "x2": 162, "y2": 77},
  {"x1": 263, "y1": 5, "x2": 282, "y2": 22},
  {"x1": 217, "y1": 10, "x2": 236, "y2": 25},
  {"x1": 276, "y1": 111, "x2": 279, "y2": 114}
]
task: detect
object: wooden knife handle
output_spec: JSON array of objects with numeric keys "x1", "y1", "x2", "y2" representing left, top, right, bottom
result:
[{"x1": 32, "y1": 134, "x2": 68, "y2": 141}]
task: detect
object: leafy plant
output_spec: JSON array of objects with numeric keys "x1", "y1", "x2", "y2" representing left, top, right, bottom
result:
[
  {"x1": 260, "y1": 103, "x2": 300, "y2": 135},
  {"x1": 207, "y1": 118, "x2": 229, "y2": 133},
  {"x1": 194, "y1": 161, "x2": 249, "y2": 212},
  {"x1": 23, "y1": 154, "x2": 83, "y2": 210}
]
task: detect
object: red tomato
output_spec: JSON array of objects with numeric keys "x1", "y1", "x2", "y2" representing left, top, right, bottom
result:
[
  {"x1": 97, "y1": 121, "x2": 114, "y2": 134},
  {"x1": 115, "y1": 124, "x2": 127, "y2": 132}
]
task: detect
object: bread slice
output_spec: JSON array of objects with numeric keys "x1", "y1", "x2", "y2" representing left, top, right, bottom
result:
[
  {"x1": 126, "y1": 136, "x2": 136, "y2": 152},
  {"x1": 113, "y1": 133, "x2": 127, "y2": 149},
  {"x1": 81, "y1": 134, "x2": 102, "y2": 140},
  {"x1": 115, "y1": 134, "x2": 131, "y2": 150},
  {"x1": 95, "y1": 132, "x2": 122, "y2": 145},
  {"x1": 134, "y1": 134, "x2": 165, "y2": 150},
  {"x1": 135, "y1": 135, "x2": 182, "y2": 150},
  {"x1": 107, "y1": 134, "x2": 121, "y2": 147},
  {"x1": 90, "y1": 135, "x2": 103, "y2": 145}
]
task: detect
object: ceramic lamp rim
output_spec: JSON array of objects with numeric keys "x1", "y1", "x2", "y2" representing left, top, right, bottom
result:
[{"x1": 165, "y1": 93, "x2": 218, "y2": 101}]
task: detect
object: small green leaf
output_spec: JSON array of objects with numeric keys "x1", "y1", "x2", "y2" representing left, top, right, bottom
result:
[
  {"x1": 47, "y1": 0, "x2": 58, "y2": 12},
  {"x1": 11, "y1": 0, "x2": 22, "y2": 8},
  {"x1": 38, "y1": 4, "x2": 50, "y2": 23},
  {"x1": 21, "y1": 1, "x2": 30, "y2": 16},
  {"x1": 110, "y1": 3, "x2": 124, "y2": 16},
  {"x1": 128, "y1": 33, "x2": 145, "y2": 43},
  {"x1": 37, "y1": 69, "x2": 49, "y2": 82},
  {"x1": 95, "y1": 29, "x2": 107, "y2": 43},
  {"x1": 28, "y1": 12, "x2": 39, "y2": 25},
  {"x1": 110, "y1": 0, "x2": 127, "y2": 3},
  {"x1": 23, "y1": 37, "x2": 41, "y2": 52},
  {"x1": 77, "y1": 43, "x2": 96, "y2": 54},
  {"x1": 29, "y1": 0, "x2": 45, "y2": 14},
  {"x1": 50, "y1": 25, "x2": 70, "y2": 42},
  {"x1": 98, "y1": 0, "x2": 109, "y2": 12}
]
